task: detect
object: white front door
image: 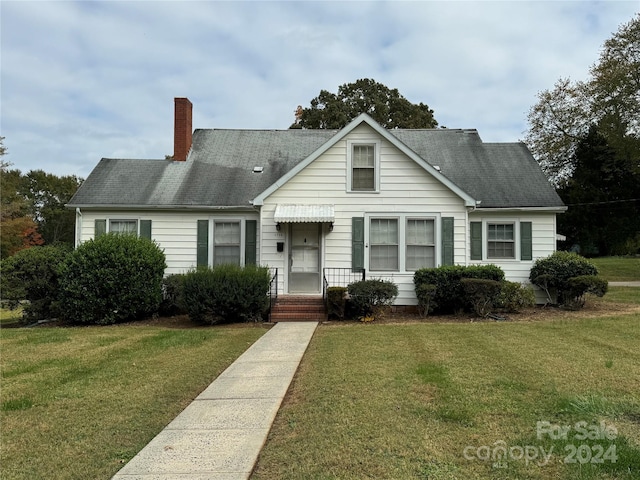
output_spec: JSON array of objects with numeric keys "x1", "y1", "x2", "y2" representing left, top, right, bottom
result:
[{"x1": 289, "y1": 223, "x2": 321, "y2": 293}]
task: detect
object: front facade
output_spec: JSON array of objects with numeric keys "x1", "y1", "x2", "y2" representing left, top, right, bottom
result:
[{"x1": 68, "y1": 99, "x2": 565, "y2": 305}]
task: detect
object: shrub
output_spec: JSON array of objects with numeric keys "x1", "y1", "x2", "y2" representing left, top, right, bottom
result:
[
  {"x1": 564, "y1": 275, "x2": 609, "y2": 310},
  {"x1": 529, "y1": 251, "x2": 599, "y2": 305},
  {"x1": 460, "y1": 278, "x2": 502, "y2": 317},
  {"x1": 58, "y1": 234, "x2": 166, "y2": 325},
  {"x1": 415, "y1": 283, "x2": 437, "y2": 317},
  {"x1": 182, "y1": 264, "x2": 270, "y2": 324},
  {"x1": 347, "y1": 279, "x2": 398, "y2": 320},
  {"x1": 0, "y1": 245, "x2": 71, "y2": 321},
  {"x1": 414, "y1": 265, "x2": 505, "y2": 313},
  {"x1": 159, "y1": 274, "x2": 187, "y2": 316},
  {"x1": 326, "y1": 286, "x2": 347, "y2": 320},
  {"x1": 497, "y1": 281, "x2": 536, "y2": 313}
]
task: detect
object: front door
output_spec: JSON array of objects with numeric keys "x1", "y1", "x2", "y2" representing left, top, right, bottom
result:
[{"x1": 289, "y1": 223, "x2": 320, "y2": 293}]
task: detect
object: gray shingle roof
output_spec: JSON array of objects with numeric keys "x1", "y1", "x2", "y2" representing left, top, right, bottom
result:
[{"x1": 68, "y1": 125, "x2": 563, "y2": 209}]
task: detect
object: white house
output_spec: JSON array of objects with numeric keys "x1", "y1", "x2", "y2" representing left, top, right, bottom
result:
[{"x1": 68, "y1": 98, "x2": 566, "y2": 306}]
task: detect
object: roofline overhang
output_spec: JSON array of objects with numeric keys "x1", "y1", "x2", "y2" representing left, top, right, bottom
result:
[
  {"x1": 472, "y1": 206, "x2": 568, "y2": 213},
  {"x1": 252, "y1": 113, "x2": 476, "y2": 207},
  {"x1": 67, "y1": 204, "x2": 258, "y2": 212}
]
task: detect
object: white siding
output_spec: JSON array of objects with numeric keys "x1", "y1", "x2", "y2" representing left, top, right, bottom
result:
[
  {"x1": 261, "y1": 124, "x2": 468, "y2": 304},
  {"x1": 77, "y1": 210, "x2": 259, "y2": 276}
]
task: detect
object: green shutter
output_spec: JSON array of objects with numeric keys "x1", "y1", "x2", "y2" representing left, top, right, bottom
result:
[
  {"x1": 140, "y1": 220, "x2": 152, "y2": 240},
  {"x1": 520, "y1": 221, "x2": 533, "y2": 261},
  {"x1": 352, "y1": 217, "x2": 364, "y2": 271},
  {"x1": 245, "y1": 220, "x2": 257, "y2": 265},
  {"x1": 470, "y1": 221, "x2": 483, "y2": 260},
  {"x1": 197, "y1": 220, "x2": 209, "y2": 267},
  {"x1": 95, "y1": 219, "x2": 106, "y2": 238},
  {"x1": 441, "y1": 217, "x2": 454, "y2": 266}
]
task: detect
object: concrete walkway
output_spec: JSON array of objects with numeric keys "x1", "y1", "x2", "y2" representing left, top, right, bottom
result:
[
  {"x1": 112, "y1": 321, "x2": 318, "y2": 480},
  {"x1": 609, "y1": 281, "x2": 640, "y2": 287}
]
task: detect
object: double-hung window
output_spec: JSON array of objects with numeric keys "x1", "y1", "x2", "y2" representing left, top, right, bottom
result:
[
  {"x1": 487, "y1": 223, "x2": 515, "y2": 259},
  {"x1": 213, "y1": 221, "x2": 241, "y2": 265},
  {"x1": 348, "y1": 140, "x2": 380, "y2": 192},
  {"x1": 406, "y1": 218, "x2": 435, "y2": 270},
  {"x1": 370, "y1": 218, "x2": 398, "y2": 271},
  {"x1": 109, "y1": 219, "x2": 137, "y2": 234}
]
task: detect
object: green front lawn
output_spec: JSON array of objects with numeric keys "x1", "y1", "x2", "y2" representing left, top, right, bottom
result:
[
  {"x1": 253, "y1": 312, "x2": 640, "y2": 479},
  {"x1": 0, "y1": 322, "x2": 268, "y2": 479},
  {"x1": 590, "y1": 257, "x2": 640, "y2": 282}
]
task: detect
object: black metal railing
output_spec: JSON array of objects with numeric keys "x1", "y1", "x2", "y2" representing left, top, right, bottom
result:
[
  {"x1": 322, "y1": 268, "x2": 366, "y2": 304},
  {"x1": 268, "y1": 268, "x2": 278, "y2": 321}
]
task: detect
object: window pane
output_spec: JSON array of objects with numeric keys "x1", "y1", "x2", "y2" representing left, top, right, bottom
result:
[
  {"x1": 370, "y1": 219, "x2": 398, "y2": 244},
  {"x1": 214, "y1": 222, "x2": 240, "y2": 244},
  {"x1": 371, "y1": 245, "x2": 399, "y2": 271},
  {"x1": 488, "y1": 241, "x2": 514, "y2": 259},
  {"x1": 110, "y1": 220, "x2": 137, "y2": 234},
  {"x1": 213, "y1": 246, "x2": 240, "y2": 266},
  {"x1": 407, "y1": 219, "x2": 434, "y2": 245},
  {"x1": 352, "y1": 168, "x2": 374, "y2": 190},
  {"x1": 353, "y1": 145, "x2": 374, "y2": 167},
  {"x1": 406, "y1": 245, "x2": 435, "y2": 270}
]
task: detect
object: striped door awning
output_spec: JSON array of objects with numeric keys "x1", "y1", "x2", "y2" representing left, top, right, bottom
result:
[{"x1": 273, "y1": 204, "x2": 335, "y2": 223}]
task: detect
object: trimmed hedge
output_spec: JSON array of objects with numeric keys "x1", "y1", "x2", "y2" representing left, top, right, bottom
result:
[
  {"x1": 564, "y1": 275, "x2": 609, "y2": 310},
  {"x1": 58, "y1": 233, "x2": 166, "y2": 325},
  {"x1": 414, "y1": 264, "x2": 505, "y2": 313},
  {"x1": 159, "y1": 274, "x2": 187, "y2": 316},
  {"x1": 326, "y1": 286, "x2": 347, "y2": 320},
  {"x1": 415, "y1": 283, "x2": 437, "y2": 317},
  {"x1": 461, "y1": 278, "x2": 502, "y2": 317},
  {"x1": 182, "y1": 264, "x2": 270, "y2": 324},
  {"x1": 0, "y1": 245, "x2": 71, "y2": 321},
  {"x1": 497, "y1": 281, "x2": 536, "y2": 313},
  {"x1": 347, "y1": 279, "x2": 398, "y2": 320},
  {"x1": 529, "y1": 251, "x2": 605, "y2": 308}
]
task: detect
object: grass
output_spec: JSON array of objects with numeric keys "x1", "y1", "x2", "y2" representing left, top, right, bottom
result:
[
  {"x1": 590, "y1": 257, "x2": 640, "y2": 282},
  {"x1": 253, "y1": 311, "x2": 640, "y2": 479},
  {"x1": 0, "y1": 307, "x2": 22, "y2": 326},
  {"x1": 0, "y1": 322, "x2": 268, "y2": 479}
]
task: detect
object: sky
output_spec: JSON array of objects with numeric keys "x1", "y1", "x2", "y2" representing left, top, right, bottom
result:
[{"x1": 1, "y1": 1, "x2": 638, "y2": 179}]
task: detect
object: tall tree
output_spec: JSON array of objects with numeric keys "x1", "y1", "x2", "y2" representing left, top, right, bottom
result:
[
  {"x1": 558, "y1": 127, "x2": 640, "y2": 255},
  {"x1": 525, "y1": 14, "x2": 640, "y2": 185},
  {"x1": 0, "y1": 139, "x2": 44, "y2": 258},
  {"x1": 21, "y1": 170, "x2": 83, "y2": 246},
  {"x1": 291, "y1": 78, "x2": 438, "y2": 129}
]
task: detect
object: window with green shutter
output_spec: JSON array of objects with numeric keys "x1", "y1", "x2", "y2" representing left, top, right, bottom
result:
[
  {"x1": 441, "y1": 217, "x2": 454, "y2": 266},
  {"x1": 197, "y1": 220, "x2": 209, "y2": 267},
  {"x1": 352, "y1": 217, "x2": 364, "y2": 271},
  {"x1": 470, "y1": 221, "x2": 482, "y2": 260},
  {"x1": 245, "y1": 220, "x2": 257, "y2": 265},
  {"x1": 140, "y1": 220, "x2": 152, "y2": 240},
  {"x1": 95, "y1": 219, "x2": 107, "y2": 238},
  {"x1": 520, "y1": 221, "x2": 532, "y2": 261}
]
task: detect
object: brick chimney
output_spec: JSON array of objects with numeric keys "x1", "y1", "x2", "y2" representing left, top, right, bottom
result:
[{"x1": 173, "y1": 97, "x2": 192, "y2": 161}]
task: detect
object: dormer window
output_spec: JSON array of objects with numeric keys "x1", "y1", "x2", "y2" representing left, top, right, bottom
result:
[{"x1": 347, "y1": 140, "x2": 380, "y2": 193}]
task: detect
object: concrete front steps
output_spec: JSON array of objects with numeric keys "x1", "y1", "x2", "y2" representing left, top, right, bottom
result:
[{"x1": 270, "y1": 295, "x2": 327, "y2": 322}]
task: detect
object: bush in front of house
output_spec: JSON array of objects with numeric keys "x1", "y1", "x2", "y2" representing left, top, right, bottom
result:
[
  {"x1": 347, "y1": 279, "x2": 398, "y2": 321},
  {"x1": 0, "y1": 245, "x2": 71, "y2": 322},
  {"x1": 529, "y1": 251, "x2": 606, "y2": 308},
  {"x1": 58, "y1": 233, "x2": 166, "y2": 325},
  {"x1": 564, "y1": 275, "x2": 608, "y2": 310},
  {"x1": 159, "y1": 274, "x2": 187, "y2": 316},
  {"x1": 415, "y1": 283, "x2": 437, "y2": 317},
  {"x1": 413, "y1": 264, "x2": 505, "y2": 314},
  {"x1": 326, "y1": 286, "x2": 347, "y2": 320},
  {"x1": 496, "y1": 281, "x2": 536, "y2": 313},
  {"x1": 460, "y1": 278, "x2": 503, "y2": 317},
  {"x1": 182, "y1": 264, "x2": 270, "y2": 324}
]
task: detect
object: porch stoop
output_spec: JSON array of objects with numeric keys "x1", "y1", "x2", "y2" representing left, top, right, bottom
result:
[{"x1": 270, "y1": 295, "x2": 327, "y2": 322}]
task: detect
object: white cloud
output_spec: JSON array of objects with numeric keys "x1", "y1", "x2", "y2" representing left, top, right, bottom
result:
[{"x1": 1, "y1": 0, "x2": 637, "y2": 178}]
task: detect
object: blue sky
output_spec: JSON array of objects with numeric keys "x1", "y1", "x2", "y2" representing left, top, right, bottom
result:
[{"x1": 1, "y1": 1, "x2": 638, "y2": 178}]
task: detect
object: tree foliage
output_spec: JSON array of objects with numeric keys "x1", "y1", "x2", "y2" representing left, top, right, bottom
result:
[
  {"x1": 525, "y1": 14, "x2": 640, "y2": 185},
  {"x1": 0, "y1": 138, "x2": 82, "y2": 257},
  {"x1": 291, "y1": 78, "x2": 438, "y2": 129},
  {"x1": 557, "y1": 127, "x2": 640, "y2": 255}
]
